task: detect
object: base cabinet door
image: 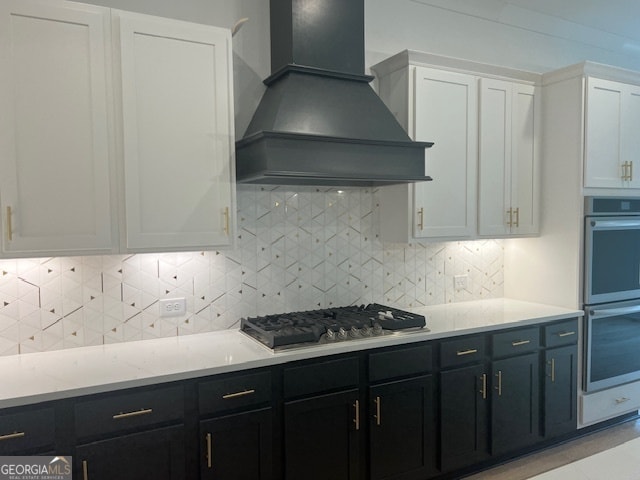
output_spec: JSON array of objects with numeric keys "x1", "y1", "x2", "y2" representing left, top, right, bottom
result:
[
  {"x1": 491, "y1": 353, "x2": 540, "y2": 455},
  {"x1": 76, "y1": 426, "x2": 185, "y2": 480},
  {"x1": 284, "y1": 389, "x2": 361, "y2": 480},
  {"x1": 440, "y1": 364, "x2": 489, "y2": 472},
  {"x1": 543, "y1": 345, "x2": 578, "y2": 437},
  {"x1": 200, "y1": 408, "x2": 273, "y2": 480},
  {"x1": 369, "y1": 375, "x2": 437, "y2": 480}
]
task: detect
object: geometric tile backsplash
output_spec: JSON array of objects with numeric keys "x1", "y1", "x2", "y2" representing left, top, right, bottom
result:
[{"x1": 0, "y1": 185, "x2": 503, "y2": 356}]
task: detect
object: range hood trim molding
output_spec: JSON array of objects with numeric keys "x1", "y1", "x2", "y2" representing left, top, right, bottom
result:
[
  {"x1": 236, "y1": 130, "x2": 434, "y2": 149},
  {"x1": 264, "y1": 64, "x2": 375, "y2": 86}
]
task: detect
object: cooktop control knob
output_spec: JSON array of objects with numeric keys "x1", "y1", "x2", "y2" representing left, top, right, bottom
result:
[
  {"x1": 361, "y1": 326, "x2": 373, "y2": 337},
  {"x1": 349, "y1": 326, "x2": 360, "y2": 338},
  {"x1": 338, "y1": 327, "x2": 348, "y2": 340},
  {"x1": 326, "y1": 328, "x2": 336, "y2": 341},
  {"x1": 372, "y1": 323, "x2": 383, "y2": 335}
]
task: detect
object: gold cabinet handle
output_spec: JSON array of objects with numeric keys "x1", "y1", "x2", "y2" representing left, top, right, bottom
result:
[
  {"x1": 622, "y1": 162, "x2": 627, "y2": 180},
  {"x1": 506, "y1": 208, "x2": 513, "y2": 227},
  {"x1": 82, "y1": 460, "x2": 89, "y2": 480},
  {"x1": 112, "y1": 408, "x2": 153, "y2": 420},
  {"x1": 6, "y1": 206, "x2": 12, "y2": 242},
  {"x1": 374, "y1": 396, "x2": 381, "y2": 426},
  {"x1": 557, "y1": 331, "x2": 576, "y2": 337},
  {"x1": 206, "y1": 433, "x2": 212, "y2": 468},
  {"x1": 548, "y1": 358, "x2": 556, "y2": 382},
  {"x1": 615, "y1": 397, "x2": 631, "y2": 404},
  {"x1": 417, "y1": 207, "x2": 424, "y2": 231},
  {"x1": 353, "y1": 400, "x2": 360, "y2": 431},
  {"x1": 223, "y1": 206, "x2": 230, "y2": 235},
  {"x1": 511, "y1": 339, "x2": 530, "y2": 347},
  {"x1": 631, "y1": 161, "x2": 634, "y2": 181},
  {"x1": 0, "y1": 431, "x2": 25, "y2": 441},
  {"x1": 513, "y1": 207, "x2": 520, "y2": 228},
  {"x1": 222, "y1": 389, "x2": 255, "y2": 400},
  {"x1": 456, "y1": 348, "x2": 478, "y2": 356},
  {"x1": 495, "y1": 370, "x2": 502, "y2": 396},
  {"x1": 480, "y1": 373, "x2": 487, "y2": 400},
  {"x1": 623, "y1": 161, "x2": 633, "y2": 181}
]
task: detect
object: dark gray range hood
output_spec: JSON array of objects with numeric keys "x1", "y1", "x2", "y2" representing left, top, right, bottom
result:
[{"x1": 235, "y1": 0, "x2": 433, "y2": 187}]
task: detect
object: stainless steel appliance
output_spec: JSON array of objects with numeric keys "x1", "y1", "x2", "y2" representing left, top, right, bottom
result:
[
  {"x1": 584, "y1": 197, "x2": 640, "y2": 391},
  {"x1": 240, "y1": 303, "x2": 427, "y2": 351}
]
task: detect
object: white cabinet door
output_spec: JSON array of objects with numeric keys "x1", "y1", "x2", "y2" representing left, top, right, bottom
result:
[
  {"x1": 0, "y1": 0, "x2": 115, "y2": 256},
  {"x1": 584, "y1": 78, "x2": 625, "y2": 188},
  {"x1": 413, "y1": 67, "x2": 477, "y2": 238},
  {"x1": 116, "y1": 11, "x2": 235, "y2": 251},
  {"x1": 479, "y1": 79, "x2": 539, "y2": 236},
  {"x1": 621, "y1": 85, "x2": 640, "y2": 188}
]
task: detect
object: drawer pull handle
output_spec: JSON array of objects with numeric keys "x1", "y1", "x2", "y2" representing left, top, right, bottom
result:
[
  {"x1": 206, "y1": 433, "x2": 212, "y2": 468},
  {"x1": 548, "y1": 358, "x2": 556, "y2": 382},
  {"x1": 222, "y1": 389, "x2": 255, "y2": 400},
  {"x1": 353, "y1": 400, "x2": 360, "y2": 431},
  {"x1": 615, "y1": 397, "x2": 631, "y2": 404},
  {"x1": 0, "y1": 431, "x2": 25, "y2": 441},
  {"x1": 511, "y1": 340, "x2": 531, "y2": 347},
  {"x1": 480, "y1": 373, "x2": 487, "y2": 400},
  {"x1": 113, "y1": 408, "x2": 153, "y2": 420},
  {"x1": 557, "y1": 331, "x2": 576, "y2": 337},
  {"x1": 374, "y1": 396, "x2": 381, "y2": 426},
  {"x1": 457, "y1": 348, "x2": 478, "y2": 356},
  {"x1": 82, "y1": 460, "x2": 89, "y2": 480},
  {"x1": 6, "y1": 206, "x2": 13, "y2": 242},
  {"x1": 495, "y1": 370, "x2": 502, "y2": 396},
  {"x1": 417, "y1": 207, "x2": 424, "y2": 231}
]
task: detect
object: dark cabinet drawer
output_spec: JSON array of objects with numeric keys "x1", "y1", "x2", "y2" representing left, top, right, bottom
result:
[
  {"x1": 75, "y1": 384, "x2": 184, "y2": 440},
  {"x1": 369, "y1": 343, "x2": 432, "y2": 382},
  {"x1": 440, "y1": 335, "x2": 486, "y2": 368},
  {"x1": 492, "y1": 327, "x2": 540, "y2": 358},
  {"x1": 284, "y1": 356, "x2": 359, "y2": 399},
  {"x1": 199, "y1": 371, "x2": 272, "y2": 415},
  {"x1": 544, "y1": 319, "x2": 579, "y2": 348},
  {"x1": 0, "y1": 407, "x2": 55, "y2": 454}
]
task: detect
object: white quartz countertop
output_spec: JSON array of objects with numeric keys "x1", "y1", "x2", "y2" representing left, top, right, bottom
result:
[{"x1": 0, "y1": 298, "x2": 583, "y2": 409}]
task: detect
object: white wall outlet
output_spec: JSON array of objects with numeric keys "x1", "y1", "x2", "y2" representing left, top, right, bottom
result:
[
  {"x1": 454, "y1": 274, "x2": 468, "y2": 290},
  {"x1": 159, "y1": 297, "x2": 187, "y2": 317}
]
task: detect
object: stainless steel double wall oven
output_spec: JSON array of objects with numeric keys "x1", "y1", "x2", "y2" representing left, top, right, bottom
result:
[{"x1": 584, "y1": 197, "x2": 640, "y2": 391}]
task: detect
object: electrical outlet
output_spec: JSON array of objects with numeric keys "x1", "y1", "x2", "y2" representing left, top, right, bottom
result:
[
  {"x1": 454, "y1": 274, "x2": 468, "y2": 290},
  {"x1": 159, "y1": 297, "x2": 187, "y2": 317}
]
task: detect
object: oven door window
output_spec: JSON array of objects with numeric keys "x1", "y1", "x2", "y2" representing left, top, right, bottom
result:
[
  {"x1": 585, "y1": 217, "x2": 640, "y2": 304},
  {"x1": 587, "y1": 305, "x2": 640, "y2": 391}
]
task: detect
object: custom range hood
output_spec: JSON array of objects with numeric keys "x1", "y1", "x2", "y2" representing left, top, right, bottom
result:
[{"x1": 235, "y1": 0, "x2": 433, "y2": 186}]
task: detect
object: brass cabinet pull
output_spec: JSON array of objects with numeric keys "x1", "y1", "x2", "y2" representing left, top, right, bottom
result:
[
  {"x1": 112, "y1": 408, "x2": 153, "y2": 420},
  {"x1": 557, "y1": 331, "x2": 576, "y2": 337},
  {"x1": 417, "y1": 207, "x2": 424, "y2": 231},
  {"x1": 206, "y1": 433, "x2": 212, "y2": 468},
  {"x1": 511, "y1": 339, "x2": 530, "y2": 347},
  {"x1": 513, "y1": 207, "x2": 520, "y2": 228},
  {"x1": 631, "y1": 161, "x2": 634, "y2": 181},
  {"x1": 622, "y1": 162, "x2": 628, "y2": 180},
  {"x1": 222, "y1": 389, "x2": 255, "y2": 400},
  {"x1": 480, "y1": 373, "x2": 487, "y2": 400},
  {"x1": 548, "y1": 358, "x2": 556, "y2": 382},
  {"x1": 615, "y1": 397, "x2": 630, "y2": 404},
  {"x1": 374, "y1": 396, "x2": 381, "y2": 426},
  {"x1": 353, "y1": 400, "x2": 360, "y2": 431},
  {"x1": 6, "y1": 206, "x2": 12, "y2": 242},
  {"x1": 223, "y1": 206, "x2": 230, "y2": 235},
  {"x1": 456, "y1": 348, "x2": 478, "y2": 356},
  {"x1": 506, "y1": 208, "x2": 513, "y2": 227},
  {"x1": 82, "y1": 460, "x2": 89, "y2": 480},
  {"x1": 0, "y1": 431, "x2": 25, "y2": 441},
  {"x1": 623, "y1": 161, "x2": 633, "y2": 181},
  {"x1": 495, "y1": 370, "x2": 502, "y2": 396}
]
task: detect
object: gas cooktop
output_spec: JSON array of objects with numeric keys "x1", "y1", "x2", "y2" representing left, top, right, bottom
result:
[{"x1": 240, "y1": 304, "x2": 427, "y2": 351}]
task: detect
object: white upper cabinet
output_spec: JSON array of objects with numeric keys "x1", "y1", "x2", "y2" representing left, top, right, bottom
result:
[
  {"x1": 374, "y1": 51, "x2": 540, "y2": 242},
  {"x1": 412, "y1": 67, "x2": 478, "y2": 239},
  {"x1": 584, "y1": 77, "x2": 640, "y2": 189},
  {"x1": 114, "y1": 11, "x2": 235, "y2": 251},
  {"x1": 0, "y1": 0, "x2": 235, "y2": 258},
  {"x1": 0, "y1": 0, "x2": 116, "y2": 256},
  {"x1": 478, "y1": 79, "x2": 539, "y2": 236}
]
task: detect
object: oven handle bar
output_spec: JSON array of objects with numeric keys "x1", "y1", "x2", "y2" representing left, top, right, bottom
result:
[
  {"x1": 590, "y1": 219, "x2": 640, "y2": 229},
  {"x1": 590, "y1": 304, "x2": 640, "y2": 318}
]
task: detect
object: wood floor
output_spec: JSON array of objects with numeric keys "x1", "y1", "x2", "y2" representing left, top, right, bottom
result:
[{"x1": 463, "y1": 418, "x2": 640, "y2": 479}]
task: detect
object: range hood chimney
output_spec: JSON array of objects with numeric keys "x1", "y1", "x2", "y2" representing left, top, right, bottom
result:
[{"x1": 235, "y1": 0, "x2": 433, "y2": 187}]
